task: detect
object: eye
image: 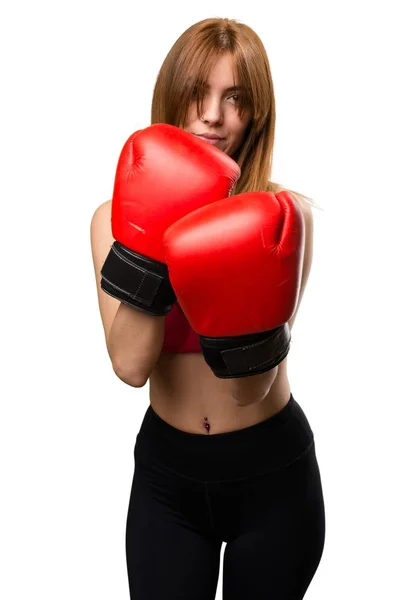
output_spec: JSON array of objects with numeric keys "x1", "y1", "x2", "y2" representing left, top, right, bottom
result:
[{"x1": 229, "y1": 94, "x2": 240, "y2": 103}]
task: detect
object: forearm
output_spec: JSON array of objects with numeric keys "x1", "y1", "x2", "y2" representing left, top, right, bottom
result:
[
  {"x1": 227, "y1": 366, "x2": 279, "y2": 407},
  {"x1": 108, "y1": 302, "x2": 166, "y2": 386}
]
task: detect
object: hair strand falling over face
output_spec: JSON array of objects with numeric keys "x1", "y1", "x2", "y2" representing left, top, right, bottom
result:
[{"x1": 151, "y1": 18, "x2": 320, "y2": 209}]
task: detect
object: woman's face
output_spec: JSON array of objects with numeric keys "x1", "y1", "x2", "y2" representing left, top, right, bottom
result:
[{"x1": 183, "y1": 52, "x2": 252, "y2": 158}]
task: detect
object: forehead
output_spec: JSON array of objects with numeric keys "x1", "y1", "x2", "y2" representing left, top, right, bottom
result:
[{"x1": 200, "y1": 53, "x2": 239, "y2": 87}]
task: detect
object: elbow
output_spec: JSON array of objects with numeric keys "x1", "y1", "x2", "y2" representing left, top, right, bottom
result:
[
  {"x1": 230, "y1": 366, "x2": 279, "y2": 407},
  {"x1": 230, "y1": 384, "x2": 269, "y2": 407},
  {"x1": 112, "y1": 362, "x2": 148, "y2": 388},
  {"x1": 232, "y1": 389, "x2": 268, "y2": 407}
]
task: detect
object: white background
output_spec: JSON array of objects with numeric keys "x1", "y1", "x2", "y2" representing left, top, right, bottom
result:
[{"x1": 1, "y1": 1, "x2": 414, "y2": 598}]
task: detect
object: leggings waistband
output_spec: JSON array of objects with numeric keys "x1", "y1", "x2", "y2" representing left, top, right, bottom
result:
[{"x1": 134, "y1": 394, "x2": 314, "y2": 483}]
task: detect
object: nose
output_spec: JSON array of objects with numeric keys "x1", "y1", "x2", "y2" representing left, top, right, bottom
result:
[{"x1": 200, "y1": 95, "x2": 223, "y2": 125}]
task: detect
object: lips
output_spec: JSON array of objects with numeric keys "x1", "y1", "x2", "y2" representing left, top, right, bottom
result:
[{"x1": 194, "y1": 133, "x2": 224, "y2": 140}]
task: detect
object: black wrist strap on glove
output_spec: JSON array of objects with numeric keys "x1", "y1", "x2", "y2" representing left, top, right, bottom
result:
[
  {"x1": 100, "y1": 241, "x2": 176, "y2": 316},
  {"x1": 199, "y1": 324, "x2": 291, "y2": 379}
]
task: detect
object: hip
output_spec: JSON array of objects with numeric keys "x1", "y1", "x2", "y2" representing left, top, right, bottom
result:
[{"x1": 135, "y1": 391, "x2": 314, "y2": 483}]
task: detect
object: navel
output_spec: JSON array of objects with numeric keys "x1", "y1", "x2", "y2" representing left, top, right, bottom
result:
[{"x1": 203, "y1": 416, "x2": 211, "y2": 434}]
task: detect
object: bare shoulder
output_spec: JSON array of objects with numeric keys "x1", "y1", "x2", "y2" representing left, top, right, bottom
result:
[
  {"x1": 269, "y1": 183, "x2": 315, "y2": 330},
  {"x1": 90, "y1": 200, "x2": 119, "y2": 347},
  {"x1": 90, "y1": 199, "x2": 112, "y2": 232},
  {"x1": 290, "y1": 192, "x2": 314, "y2": 330},
  {"x1": 90, "y1": 199, "x2": 114, "y2": 273},
  {"x1": 285, "y1": 191, "x2": 314, "y2": 289},
  {"x1": 292, "y1": 192, "x2": 314, "y2": 234},
  {"x1": 269, "y1": 181, "x2": 314, "y2": 238}
]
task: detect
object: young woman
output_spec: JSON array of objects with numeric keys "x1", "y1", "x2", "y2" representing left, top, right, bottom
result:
[{"x1": 91, "y1": 17, "x2": 325, "y2": 600}]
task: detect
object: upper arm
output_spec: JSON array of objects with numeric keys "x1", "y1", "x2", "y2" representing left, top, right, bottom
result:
[
  {"x1": 90, "y1": 200, "x2": 120, "y2": 349},
  {"x1": 287, "y1": 196, "x2": 314, "y2": 331}
]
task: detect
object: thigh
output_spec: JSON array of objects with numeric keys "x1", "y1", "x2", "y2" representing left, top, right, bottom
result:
[
  {"x1": 126, "y1": 455, "x2": 222, "y2": 600},
  {"x1": 223, "y1": 440, "x2": 326, "y2": 600}
]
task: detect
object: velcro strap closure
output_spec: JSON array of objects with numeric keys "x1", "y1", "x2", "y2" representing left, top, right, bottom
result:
[
  {"x1": 101, "y1": 242, "x2": 162, "y2": 307},
  {"x1": 200, "y1": 324, "x2": 291, "y2": 378},
  {"x1": 221, "y1": 324, "x2": 291, "y2": 376}
]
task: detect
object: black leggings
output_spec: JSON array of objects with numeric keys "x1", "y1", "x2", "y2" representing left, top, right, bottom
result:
[{"x1": 125, "y1": 393, "x2": 326, "y2": 599}]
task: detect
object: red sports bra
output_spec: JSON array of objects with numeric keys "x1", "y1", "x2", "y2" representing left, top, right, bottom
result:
[{"x1": 162, "y1": 303, "x2": 202, "y2": 353}]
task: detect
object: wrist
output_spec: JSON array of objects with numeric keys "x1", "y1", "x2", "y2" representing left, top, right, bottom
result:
[
  {"x1": 199, "y1": 324, "x2": 291, "y2": 379},
  {"x1": 101, "y1": 241, "x2": 176, "y2": 315}
]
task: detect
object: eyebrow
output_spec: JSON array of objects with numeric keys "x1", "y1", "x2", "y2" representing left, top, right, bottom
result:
[{"x1": 202, "y1": 84, "x2": 244, "y2": 93}]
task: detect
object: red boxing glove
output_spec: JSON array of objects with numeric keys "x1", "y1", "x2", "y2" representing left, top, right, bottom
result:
[
  {"x1": 163, "y1": 191, "x2": 305, "y2": 378},
  {"x1": 100, "y1": 124, "x2": 240, "y2": 315}
]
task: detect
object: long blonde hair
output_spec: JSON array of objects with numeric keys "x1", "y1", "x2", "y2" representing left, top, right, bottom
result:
[{"x1": 151, "y1": 17, "x2": 321, "y2": 210}]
